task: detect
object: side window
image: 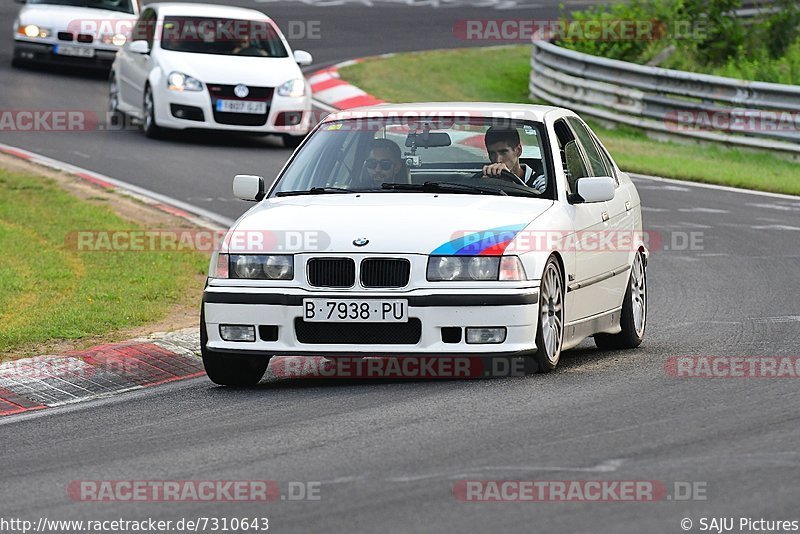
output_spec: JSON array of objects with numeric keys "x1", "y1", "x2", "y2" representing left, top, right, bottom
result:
[
  {"x1": 567, "y1": 117, "x2": 610, "y2": 178},
  {"x1": 590, "y1": 133, "x2": 619, "y2": 186},
  {"x1": 133, "y1": 9, "x2": 156, "y2": 47},
  {"x1": 553, "y1": 119, "x2": 589, "y2": 194}
]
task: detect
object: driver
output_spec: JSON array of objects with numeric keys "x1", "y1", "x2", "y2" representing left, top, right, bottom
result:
[
  {"x1": 364, "y1": 139, "x2": 404, "y2": 187},
  {"x1": 482, "y1": 127, "x2": 546, "y2": 193},
  {"x1": 231, "y1": 35, "x2": 267, "y2": 56}
]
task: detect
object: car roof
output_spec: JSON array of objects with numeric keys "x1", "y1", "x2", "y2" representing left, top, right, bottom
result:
[
  {"x1": 323, "y1": 102, "x2": 571, "y2": 123},
  {"x1": 146, "y1": 3, "x2": 272, "y2": 21}
]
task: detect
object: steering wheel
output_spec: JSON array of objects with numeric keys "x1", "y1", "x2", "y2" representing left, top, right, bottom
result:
[{"x1": 471, "y1": 169, "x2": 527, "y2": 187}]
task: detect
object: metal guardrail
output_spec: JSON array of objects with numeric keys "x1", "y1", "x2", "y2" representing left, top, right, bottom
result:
[{"x1": 529, "y1": 40, "x2": 800, "y2": 157}]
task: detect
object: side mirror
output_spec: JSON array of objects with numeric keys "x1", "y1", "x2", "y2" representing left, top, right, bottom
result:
[
  {"x1": 128, "y1": 40, "x2": 150, "y2": 54},
  {"x1": 293, "y1": 50, "x2": 312, "y2": 66},
  {"x1": 575, "y1": 176, "x2": 615, "y2": 203},
  {"x1": 233, "y1": 174, "x2": 265, "y2": 201}
]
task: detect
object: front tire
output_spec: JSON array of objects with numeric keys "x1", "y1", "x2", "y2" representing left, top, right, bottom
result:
[
  {"x1": 109, "y1": 72, "x2": 120, "y2": 114},
  {"x1": 11, "y1": 47, "x2": 26, "y2": 68},
  {"x1": 142, "y1": 84, "x2": 164, "y2": 139},
  {"x1": 530, "y1": 256, "x2": 565, "y2": 372},
  {"x1": 282, "y1": 134, "x2": 304, "y2": 149},
  {"x1": 595, "y1": 250, "x2": 647, "y2": 350},
  {"x1": 200, "y1": 310, "x2": 270, "y2": 386}
]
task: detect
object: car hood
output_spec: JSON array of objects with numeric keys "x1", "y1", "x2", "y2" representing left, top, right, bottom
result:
[
  {"x1": 158, "y1": 51, "x2": 302, "y2": 87},
  {"x1": 18, "y1": 5, "x2": 135, "y2": 33},
  {"x1": 226, "y1": 194, "x2": 554, "y2": 254}
]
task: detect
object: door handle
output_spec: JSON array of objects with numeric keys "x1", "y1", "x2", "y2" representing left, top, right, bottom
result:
[
  {"x1": 602, "y1": 211, "x2": 609, "y2": 222},
  {"x1": 625, "y1": 201, "x2": 631, "y2": 211}
]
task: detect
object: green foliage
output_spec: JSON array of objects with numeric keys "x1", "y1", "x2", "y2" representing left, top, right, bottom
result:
[
  {"x1": 560, "y1": 0, "x2": 800, "y2": 84},
  {"x1": 0, "y1": 169, "x2": 207, "y2": 357}
]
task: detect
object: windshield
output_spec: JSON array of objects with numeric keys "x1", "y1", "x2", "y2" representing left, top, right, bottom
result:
[
  {"x1": 27, "y1": 0, "x2": 135, "y2": 13},
  {"x1": 272, "y1": 116, "x2": 552, "y2": 198},
  {"x1": 159, "y1": 17, "x2": 288, "y2": 57}
]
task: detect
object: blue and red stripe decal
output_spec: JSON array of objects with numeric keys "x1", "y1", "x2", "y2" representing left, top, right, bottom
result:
[{"x1": 430, "y1": 224, "x2": 527, "y2": 256}]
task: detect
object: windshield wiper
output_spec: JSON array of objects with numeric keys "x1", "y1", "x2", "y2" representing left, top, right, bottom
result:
[
  {"x1": 382, "y1": 181, "x2": 508, "y2": 196},
  {"x1": 276, "y1": 187, "x2": 357, "y2": 197}
]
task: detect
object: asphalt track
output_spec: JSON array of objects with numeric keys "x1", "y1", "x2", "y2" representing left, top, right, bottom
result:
[{"x1": 1, "y1": 1, "x2": 800, "y2": 532}]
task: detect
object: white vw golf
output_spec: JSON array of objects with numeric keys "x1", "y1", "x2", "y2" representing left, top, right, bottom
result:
[
  {"x1": 202, "y1": 103, "x2": 648, "y2": 385},
  {"x1": 109, "y1": 3, "x2": 313, "y2": 146}
]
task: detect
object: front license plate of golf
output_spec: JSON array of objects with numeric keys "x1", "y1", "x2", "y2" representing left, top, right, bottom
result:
[
  {"x1": 215, "y1": 99, "x2": 267, "y2": 114},
  {"x1": 303, "y1": 299, "x2": 408, "y2": 323}
]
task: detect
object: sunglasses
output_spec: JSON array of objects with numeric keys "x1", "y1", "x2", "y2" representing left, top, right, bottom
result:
[{"x1": 365, "y1": 158, "x2": 394, "y2": 171}]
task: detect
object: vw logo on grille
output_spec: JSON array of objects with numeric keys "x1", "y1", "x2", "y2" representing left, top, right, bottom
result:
[
  {"x1": 233, "y1": 84, "x2": 249, "y2": 98},
  {"x1": 353, "y1": 238, "x2": 369, "y2": 247}
]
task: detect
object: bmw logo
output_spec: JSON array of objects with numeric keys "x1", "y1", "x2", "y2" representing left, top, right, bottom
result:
[
  {"x1": 234, "y1": 84, "x2": 249, "y2": 98},
  {"x1": 353, "y1": 238, "x2": 369, "y2": 247}
]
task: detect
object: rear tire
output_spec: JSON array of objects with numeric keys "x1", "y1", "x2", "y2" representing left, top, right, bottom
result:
[
  {"x1": 200, "y1": 310, "x2": 270, "y2": 386},
  {"x1": 595, "y1": 250, "x2": 647, "y2": 350},
  {"x1": 529, "y1": 256, "x2": 565, "y2": 372}
]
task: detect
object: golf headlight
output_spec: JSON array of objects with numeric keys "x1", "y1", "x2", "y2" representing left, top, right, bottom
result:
[
  {"x1": 100, "y1": 33, "x2": 127, "y2": 46},
  {"x1": 20, "y1": 24, "x2": 50, "y2": 39},
  {"x1": 230, "y1": 255, "x2": 294, "y2": 280},
  {"x1": 277, "y1": 78, "x2": 305, "y2": 97},
  {"x1": 167, "y1": 72, "x2": 203, "y2": 92}
]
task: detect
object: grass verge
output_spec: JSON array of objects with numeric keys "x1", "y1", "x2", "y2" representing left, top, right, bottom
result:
[
  {"x1": 0, "y1": 161, "x2": 208, "y2": 359},
  {"x1": 339, "y1": 46, "x2": 800, "y2": 196}
]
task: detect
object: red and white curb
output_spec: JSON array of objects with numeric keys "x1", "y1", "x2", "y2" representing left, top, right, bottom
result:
[
  {"x1": 309, "y1": 56, "x2": 393, "y2": 110},
  {"x1": 0, "y1": 329, "x2": 203, "y2": 417}
]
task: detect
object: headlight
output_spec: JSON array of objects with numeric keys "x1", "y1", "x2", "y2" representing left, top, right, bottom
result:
[
  {"x1": 427, "y1": 256, "x2": 498, "y2": 281},
  {"x1": 276, "y1": 78, "x2": 305, "y2": 98},
  {"x1": 100, "y1": 33, "x2": 127, "y2": 46},
  {"x1": 19, "y1": 24, "x2": 50, "y2": 39},
  {"x1": 167, "y1": 72, "x2": 203, "y2": 92},
  {"x1": 229, "y1": 255, "x2": 294, "y2": 280},
  {"x1": 427, "y1": 256, "x2": 527, "y2": 281}
]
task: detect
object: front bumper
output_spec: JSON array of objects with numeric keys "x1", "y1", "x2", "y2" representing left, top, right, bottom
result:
[
  {"x1": 202, "y1": 287, "x2": 540, "y2": 357},
  {"x1": 13, "y1": 39, "x2": 117, "y2": 68},
  {"x1": 153, "y1": 83, "x2": 312, "y2": 135}
]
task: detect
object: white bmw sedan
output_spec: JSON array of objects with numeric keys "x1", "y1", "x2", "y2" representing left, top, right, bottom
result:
[
  {"x1": 109, "y1": 3, "x2": 313, "y2": 146},
  {"x1": 201, "y1": 103, "x2": 649, "y2": 385},
  {"x1": 12, "y1": 0, "x2": 139, "y2": 68}
]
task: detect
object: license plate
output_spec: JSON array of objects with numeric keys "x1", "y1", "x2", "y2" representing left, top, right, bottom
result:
[
  {"x1": 54, "y1": 45, "x2": 95, "y2": 58},
  {"x1": 303, "y1": 299, "x2": 408, "y2": 323},
  {"x1": 216, "y1": 99, "x2": 267, "y2": 114}
]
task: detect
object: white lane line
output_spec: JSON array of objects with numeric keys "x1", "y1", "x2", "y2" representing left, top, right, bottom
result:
[
  {"x1": 386, "y1": 459, "x2": 626, "y2": 483},
  {"x1": 750, "y1": 316, "x2": 800, "y2": 323},
  {"x1": 752, "y1": 225, "x2": 800, "y2": 231},
  {"x1": 630, "y1": 173, "x2": 800, "y2": 200},
  {"x1": 748, "y1": 203, "x2": 800, "y2": 212},
  {"x1": 677, "y1": 207, "x2": 730, "y2": 214},
  {"x1": 312, "y1": 98, "x2": 339, "y2": 113}
]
